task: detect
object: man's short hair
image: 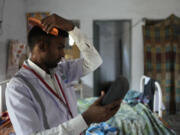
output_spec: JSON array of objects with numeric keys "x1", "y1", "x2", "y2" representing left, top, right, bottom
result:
[{"x1": 28, "y1": 26, "x2": 68, "y2": 51}]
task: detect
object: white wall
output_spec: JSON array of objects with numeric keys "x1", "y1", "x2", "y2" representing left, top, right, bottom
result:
[
  {"x1": 0, "y1": 0, "x2": 27, "y2": 81},
  {"x1": 26, "y1": 0, "x2": 180, "y2": 90}
]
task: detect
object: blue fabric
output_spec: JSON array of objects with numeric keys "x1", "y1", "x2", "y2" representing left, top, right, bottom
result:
[
  {"x1": 86, "y1": 122, "x2": 118, "y2": 135},
  {"x1": 123, "y1": 90, "x2": 150, "y2": 106}
]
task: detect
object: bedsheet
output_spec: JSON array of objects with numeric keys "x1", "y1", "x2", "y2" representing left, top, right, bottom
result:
[{"x1": 77, "y1": 97, "x2": 175, "y2": 135}]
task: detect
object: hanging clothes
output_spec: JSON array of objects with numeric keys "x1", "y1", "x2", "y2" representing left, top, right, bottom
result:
[{"x1": 142, "y1": 78, "x2": 156, "y2": 111}]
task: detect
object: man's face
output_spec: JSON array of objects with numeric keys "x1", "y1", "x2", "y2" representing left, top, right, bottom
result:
[{"x1": 44, "y1": 36, "x2": 66, "y2": 68}]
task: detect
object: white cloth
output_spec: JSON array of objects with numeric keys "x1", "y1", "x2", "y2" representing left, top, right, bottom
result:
[
  {"x1": 6, "y1": 26, "x2": 103, "y2": 135},
  {"x1": 143, "y1": 76, "x2": 165, "y2": 112},
  {"x1": 69, "y1": 27, "x2": 102, "y2": 75}
]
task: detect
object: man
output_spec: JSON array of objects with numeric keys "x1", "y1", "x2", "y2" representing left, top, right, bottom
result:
[{"x1": 6, "y1": 14, "x2": 121, "y2": 135}]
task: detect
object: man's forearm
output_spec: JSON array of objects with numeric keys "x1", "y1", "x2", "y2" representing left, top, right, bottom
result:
[{"x1": 68, "y1": 27, "x2": 103, "y2": 75}]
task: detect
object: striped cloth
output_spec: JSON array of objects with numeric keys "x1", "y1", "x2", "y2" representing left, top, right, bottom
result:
[{"x1": 143, "y1": 14, "x2": 180, "y2": 114}]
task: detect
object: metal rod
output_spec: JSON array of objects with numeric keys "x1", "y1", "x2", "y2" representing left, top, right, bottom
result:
[{"x1": 0, "y1": 79, "x2": 10, "y2": 85}]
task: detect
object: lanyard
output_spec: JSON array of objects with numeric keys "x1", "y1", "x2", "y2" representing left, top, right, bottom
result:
[{"x1": 23, "y1": 64, "x2": 73, "y2": 118}]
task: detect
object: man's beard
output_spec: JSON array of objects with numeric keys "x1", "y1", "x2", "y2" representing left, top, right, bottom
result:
[
  {"x1": 45, "y1": 58, "x2": 62, "y2": 69},
  {"x1": 45, "y1": 61, "x2": 58, "y2": 69}
]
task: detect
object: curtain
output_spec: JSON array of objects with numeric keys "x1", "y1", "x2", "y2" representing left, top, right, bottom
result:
[{"x1": 143, "y1": 14, "x2": 180, "y2": 114}]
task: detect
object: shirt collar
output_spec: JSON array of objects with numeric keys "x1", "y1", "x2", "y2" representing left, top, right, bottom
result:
[{"x1": 27, "y1": 59, "x2": 54, "y2": 79}]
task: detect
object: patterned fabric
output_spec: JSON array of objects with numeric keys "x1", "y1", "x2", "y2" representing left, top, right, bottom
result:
[
  {"x1": 143, "y1": 14, "x2": 180, "y2": 114},
  {"x1": 77, "y1": 97, "x2": 175, "y2": 135},
  {"x1": 123, "y1": 90, "x2": 150, "y2": 106},
  {"x1": 86, "y1": 122, "x2": 118, "y2": 135},
  {"x1": 6, "y1": 40, "x2": 27, "y2": 79},
  {"x1": 0, "y1": 112, "x2": 15, "y2": 135}
]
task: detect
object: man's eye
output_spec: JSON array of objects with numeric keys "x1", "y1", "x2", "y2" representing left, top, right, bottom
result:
[{"x1": 58, "y1": 44, "x2": 65, "y2": 49}]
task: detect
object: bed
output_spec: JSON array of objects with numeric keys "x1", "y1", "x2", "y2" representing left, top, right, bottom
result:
[
  {"x1": 77, "y1": 93, "x2": 175, "y2": 135},
  {"x1": 77, "y1": 75, "x2": 175, "y2": 135}
]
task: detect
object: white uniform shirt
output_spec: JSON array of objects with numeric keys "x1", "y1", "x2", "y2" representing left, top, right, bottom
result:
[
  {"x1": 27, "y1": 59, "x2": 66, "y2": 103},
  {"x1": 6, "y1": 26, "x2": 103, "y2": 135}
]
